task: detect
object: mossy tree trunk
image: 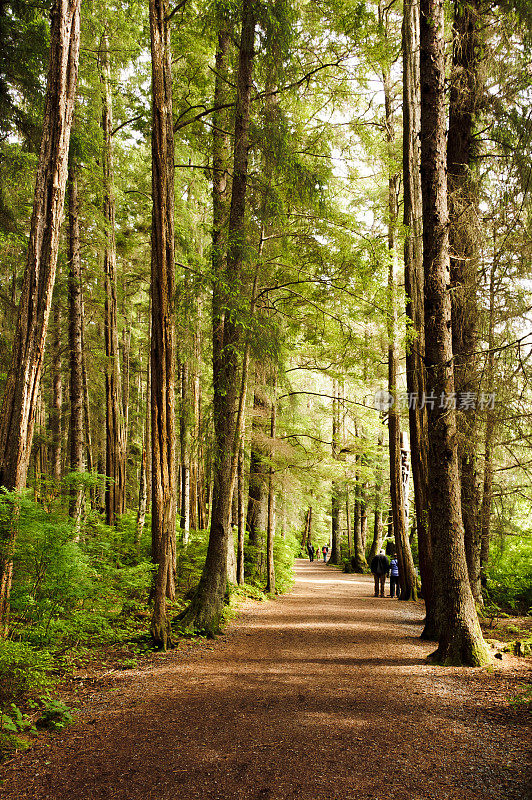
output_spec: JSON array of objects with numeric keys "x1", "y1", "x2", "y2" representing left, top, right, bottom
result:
[
  {"x1": 403, "y1": 0, "x2": 435, "y2": 635},
  {"x1": 179, "y1": 0, "x2": 256, "y2": 634},
  {"x1": 380, "y1": 3, "x2": 418, "y2": 600},
  {"x1": 447, "y1": 0, "x2": 483, "y2": 603},
  {"x1": 420, "y1": 0, "x2": 489, "y2": 665}
]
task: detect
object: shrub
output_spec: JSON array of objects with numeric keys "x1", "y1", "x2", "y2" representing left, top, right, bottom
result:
[
  {"x1": 0, "y1": 641, "x2": 53, "y2": 710},
  {"x1": 486, "y1": 533, "x2": 532, "y2": 614},
  {"x1": 273, "y1": 533, "x2": 299, "y2": 593}
]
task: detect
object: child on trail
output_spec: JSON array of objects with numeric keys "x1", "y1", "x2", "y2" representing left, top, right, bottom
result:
[{"x1": 389, "y1": 555, "x2": 400, "y2": 598}]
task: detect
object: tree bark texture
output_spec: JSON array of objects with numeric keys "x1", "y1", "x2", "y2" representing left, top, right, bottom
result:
[
  {"x1": 68, "y1": 162, "x2": 85, "y2": 537},
  {"x1": 246, "y1": 386, "x2": 269, "y2": 578},
  {"x1": 420, "y1": 0, "x2": 489, "y2": 665},
  {"x1": 149, "y1": 0, "x2": 177, "y2": 649},
  {"x1": 353, "y1": 462, "x2": 368, "y2": 572},
  {"x1": 266, "y1": 396, "x2": 276, "y2": 594},
  {"x1": 403, "y1": 0, "x2": 435, "y2": 634},
  {"x1": 479, "y1": 262, "x2": 496, "y2": 585},
  {"x1": 67, "y1": 164, "x2": 84, "y2": 528},
  {"x1": 368, "y1": 429, "x2": 384, "y2": 563},
  {"x1": 447, "y1": 0, "x2": 483, "y2": 602},
  {"x1": 382, "y1": 46, "x2": 417, "y2": 601},
  {"x1": 136, "y1": 323, "x2": 151, "y2": 553},
  {"x1": 237, "y1": 442, "x2": 245, "y2": 585},
  {"x1": 180, "y1": 0, "x2": 256, "y2": 633},
  {"x1": 345, "y1": 490, "x2": 352, "y2": 556},
  {"x1": 100, "y1": 34, "x2": 126, "y2": 526},
  {"x1": 329, "y1": 384, "x2": 342, "y2": 565},
  {"x1": 0, "y1": 0, "x2": 81, "y2": 633},
  {"x1": 179, "y1": 359, "x2": 191, "y2": 543},
  {"x1": 51, "y1": 302, "x2": 62, "y2": 486}
]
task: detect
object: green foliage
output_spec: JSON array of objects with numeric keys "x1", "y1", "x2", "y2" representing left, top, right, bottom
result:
[
  {"x1": 0, "y1": 730, "x2": 31, "y2": 758},
  {"x1": 35, "y1": 696, "x2": 74, "y2": 731},
  {"x1": 486, "y1": 533, "x2": 532, "y2": 614},
  {"x1": 1, "y1": 704, "x2": 37, "y2": 735},
  {"x1": 509, "y1": 684, "x2": 532, "y2": 709},
  {"x1": 273, "y1": 533, "x2": 299, "y2": 594},
  {"x1": 3, "y1": 493, "x2": 153, "y2": 648},
  {"x1": 0, "y1": 640, "x2": 53, "y2": 710},
  {"x1": 175, "y1": 529, "x2": 210, "y2": 596}
]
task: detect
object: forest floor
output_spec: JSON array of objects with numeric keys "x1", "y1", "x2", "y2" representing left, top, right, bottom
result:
[{"x1": 0, "y1": 559, "x2": 531, "y2": 800}]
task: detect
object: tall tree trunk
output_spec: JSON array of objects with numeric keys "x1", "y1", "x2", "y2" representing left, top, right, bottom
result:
[
  {"x1": 81, "y1": 318, "x2": 94, "y2": 475},
  {"x1": 67, "y1": 164, "x2": 84, "y2": 529},
  {"x1": 301, "y1": 506, "x2": 311, "y2": 552},
  {"x1": 180, "y1": 0, "x2": 256, "y2": 633},
  {"x1": 420, "y1": 0, "x2": 489, "y2": 665},
  {"x1": 246, "y1": 386, "x2": 269, "y2": 578},
  {"x1": 381, "y1": 22, "x2": 418, "y2": 600},
  {"x1": 179, "y1": 359, "x2": 191, "y2": 543},
  {"x1": 136, "y1": 325, "x2": 151, "y2": 553},
  {"x1": 33, "y1": 391, "x2": 47, "y2": 503},
  {"x1": 149, "y1": 0, "x2": 177, "y2": 649},
  {"x1": 236, "y1": 441, "x2": 245, "y2": 585},
  {"x1": 0, "y1": 0, "x2": 81, "y2": 633},
  {"x1": 100, "y1": 33, "x2": 126, "y2": 526},
  {"x1": 353, "y1": 459, "x2": 368, "y2": 572},
  {"x1": 329, "y1": 382, "x2": 342, "y2": 565},
  {"x1": 345, "y1": 490, "x2": 352, "y2": 556},
  {"x1": 368, "y1": 430, "x2": 384, "y2": 563},
  {"x1": 479, "y1": 260, "x2": 496, "y2": 586},
  {"x1": 403, "y1": 0, "x2": 435, "y2": 635},
  {"x1": 190, "y1": 346, "x2": 201, "y2": 532},
  {"x1": 51, "y1": 302, "x2": 62, "y2": 487},
  {"x1": 265, "y1": 394, "x2": 276, "y2": 594},
  {"x1": 447, "y1": 0, "x2": 483, "y2": 603},
  {"x1": 121, "y1": 323, "x2": 131, "y2": 452},
  {"x1": 360, "y1": 487, "x2": 368, "y2": 553}
]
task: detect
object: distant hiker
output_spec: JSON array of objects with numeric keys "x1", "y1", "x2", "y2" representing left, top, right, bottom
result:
[
  {"x1": 370, "y1": 549, "x2": 389, "y2": 597},
  {"x1": 389, "y1": 555, "x2": 400, "y2": 598},
  {"x1": 307, "y1": 542, "x2": 315, "y2": 562},
  {"x1": 322, "y1": 545, "x2": 329, "y2": 563}
]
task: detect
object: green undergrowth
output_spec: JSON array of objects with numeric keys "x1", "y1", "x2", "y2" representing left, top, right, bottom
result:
[
  {"x1": 1, "y1": 490, "x2": 299, "y2": 716},
  {"x1": 0, "y1": 640, "x2": 75, "y2": 760},
  {"x1": 485, "y1": 533, "x2": 532, "y2": 615},
  {"x1": 510, "y1": 684, "x2": 532, "y2": 710}
]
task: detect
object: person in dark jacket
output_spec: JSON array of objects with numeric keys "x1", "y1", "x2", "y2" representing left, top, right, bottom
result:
[
  {"x1": 370, "y1": 549, "x2": 390, "y2": 597},
  {"x1": 307, "y1": 542, "x2": 315, "y2": 562}
]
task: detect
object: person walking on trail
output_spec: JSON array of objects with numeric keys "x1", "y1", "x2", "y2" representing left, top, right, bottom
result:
[
  {"x1": 370, "y1": 549, "x2": 389, "y2": 597},
  {"x1": 389, "y1": 554, "x2": 400, "y2": 598},
  {"x1": 307, "y1": 542, "x2": 315, "y2": 562},
  {"x1": 322, "y1": 545, "x2": 329, "y2": 563}
]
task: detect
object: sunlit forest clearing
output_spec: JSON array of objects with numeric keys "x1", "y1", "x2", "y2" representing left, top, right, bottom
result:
[{"x1": 0, "y1": 0, "x2": 530, "y2": 797}]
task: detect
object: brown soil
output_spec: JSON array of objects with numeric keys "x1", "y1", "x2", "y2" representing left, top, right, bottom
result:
[{"x1": 1, "y1": 559, "x2": 530, "y2": 800}]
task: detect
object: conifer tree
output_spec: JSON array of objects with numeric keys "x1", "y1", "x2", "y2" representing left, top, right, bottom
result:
[
  {"x1": 420, "y1": 0, "x2": 489, "y2": 665},
  {"x1": 0, "y1": 0, "x2": 81, "y2": 632}
]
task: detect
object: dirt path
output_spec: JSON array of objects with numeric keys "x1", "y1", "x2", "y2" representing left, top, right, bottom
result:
[{"x1": 1, "y1": 559, "x2": 530, "y2": 800}]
